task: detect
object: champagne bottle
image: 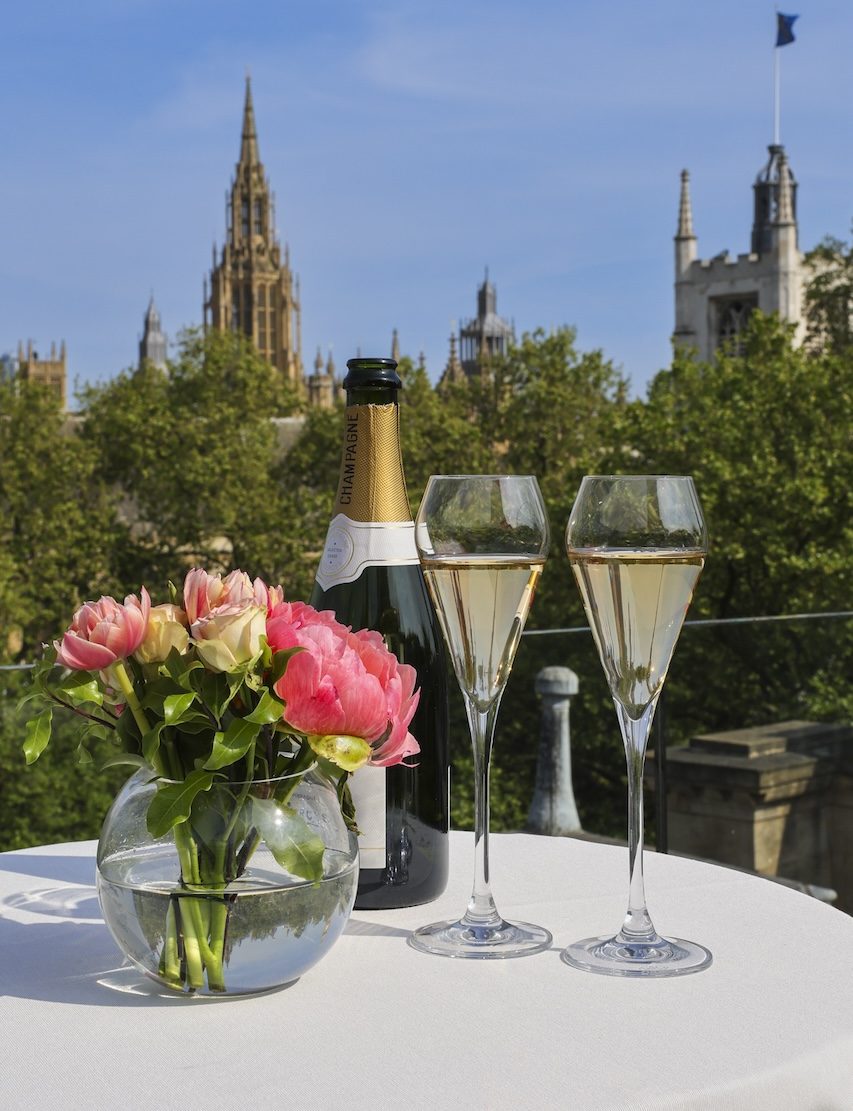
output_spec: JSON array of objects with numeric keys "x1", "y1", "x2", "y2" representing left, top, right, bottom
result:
[{"x1": 310, "y1": 357, "x2": 450, "y2": 909}]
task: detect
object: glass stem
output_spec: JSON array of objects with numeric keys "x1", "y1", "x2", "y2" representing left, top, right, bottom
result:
[
  {"x1": 615, "y1": 698, "x2": 660, "y2": 943},
  {"x1": 463, "y1": 696, "x2": 501, "y2": 926}
]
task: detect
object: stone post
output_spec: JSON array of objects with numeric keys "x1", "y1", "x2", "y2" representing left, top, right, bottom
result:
[{"x1": 526, "y1": 666, "x2": 582, "y2": 836}]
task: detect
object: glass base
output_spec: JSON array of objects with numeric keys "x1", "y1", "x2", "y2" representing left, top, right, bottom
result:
[
  {"x1": 408, "y1": 916, "x2": 553, "y2": 960},
  {"x1": 561, "y1": 933, "x2": 712, "y2": 978}
]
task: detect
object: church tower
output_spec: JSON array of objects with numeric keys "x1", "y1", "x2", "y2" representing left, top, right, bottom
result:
[
  {"x1": 673, "y1": 145, "x2": 804, "y2": 360},
  {"x1": 204, "y1": 78, "x2": 304, "y2": 390},
  {"x1": 17, "y1": 340, "x2": 67, "y2": 408},
  {"x1": 459, "y1": 271, "x2": 514, "y2": 377},
  {"x1": 139, "y1": 295, "x2": 168, "y2": 370}
]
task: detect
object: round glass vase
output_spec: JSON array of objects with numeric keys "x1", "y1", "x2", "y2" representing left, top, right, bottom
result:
[{"x1": 96, "y1": 764, "x2": 358, "y2": 996}]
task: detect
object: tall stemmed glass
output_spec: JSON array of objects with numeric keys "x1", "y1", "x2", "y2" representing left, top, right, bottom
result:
[
  {"x1": 562, "y1": 475, "x2": 711, "y2": 977},
  {"x1": 409, "y1": 475, "x2": 552, "y2": 958}
]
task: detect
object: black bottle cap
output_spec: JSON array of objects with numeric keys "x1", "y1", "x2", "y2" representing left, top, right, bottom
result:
[{"x1": 344, "y1": 357, "x2": 401, "y2": 389}]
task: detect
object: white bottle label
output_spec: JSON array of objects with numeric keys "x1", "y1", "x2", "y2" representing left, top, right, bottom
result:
[
  {"x1": 314, "y1": 513, "x2": 418, "y2": 591},
  {"x1": 349, "y1": 764, "x2": 387, "y2": 870}
]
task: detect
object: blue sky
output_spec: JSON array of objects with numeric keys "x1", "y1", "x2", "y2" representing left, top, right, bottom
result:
[{"x1": 1, "y1": 1, "x2": 851, "y2": 400}]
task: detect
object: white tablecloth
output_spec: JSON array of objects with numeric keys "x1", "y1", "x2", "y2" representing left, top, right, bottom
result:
[{"x1": 1, "y1": 831, "x2": 852, "y2": 1110}]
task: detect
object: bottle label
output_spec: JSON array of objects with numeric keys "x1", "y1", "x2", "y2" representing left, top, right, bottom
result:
[
  {"x1": 315, "y1": 513, "x2": 418, "y2": 590},
  {"x1": 333, "y1": 404, "x2": 412, "y2": 522},
  {"x1": 349, "y1": 764, "x2": 387, "y2": 870}
]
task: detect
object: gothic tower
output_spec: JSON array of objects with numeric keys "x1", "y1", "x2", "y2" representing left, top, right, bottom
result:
[
  {"x1": 17, "y1": 340, "x2": 67, "y2": 408},
  {"x1": 459, "y1": 271, "x2": 514, "y2": 377},
  {"x1": 204, "y1": 78, "x2": 304, "y2": 390},
  {"x1": 673, "y1": 145, "x2": 804, "y2": 360},
  {"x1": 139, "y1": 295, "x2": 168, "y2": 370},
  {"x1": 306, "y1": 345, "x2": 336, "y2": 409}
]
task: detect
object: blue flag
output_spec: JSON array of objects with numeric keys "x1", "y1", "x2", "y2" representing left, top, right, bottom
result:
[{"x1": 776, "y1": 12, "x2": 798, "y2": 47}]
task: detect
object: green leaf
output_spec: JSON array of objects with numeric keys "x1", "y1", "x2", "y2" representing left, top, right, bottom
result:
[
  {"x1": 99, "y1": 752, "x2": 152, "y2": 774},
  {"x1": 194, "y1": 670, "x2": 243, "y2": 722},
  {"x1": 204, "y1": 717, "x2": 259, "y2": 771},
  {"x1": 58, "y1": 671, "x2": 104, "y2": 707},
  {"x1": 338, "y1": 776, "x2": 360, "y2": 836},
  {"x1": 244, "y1": 690, "x2": 285, "y2": 726},
  {"x1": 269, "y1": 646, "x2": 303, "y2": 687},
  {"x1": 161, "y1": 648, "x2": 203, "y2": 690},
  {"x1": 252, "y1": 798, "x2": 325, "y2": 883},
  {"x1": 75, "y1": 741, "x2": 93, "y2": 765},
  {"x1": 163, "y1": 692, "x2": 198, "y2": 726},
  {"x1": 116, "y1": 703, "x2": 142, "y2": 746},
  {"x1": 142, "y1": 722, "x2": 165, "y2": 765},
  {"x1": 146, "y1": 770, "x2": 215, "y2": 838},
  {"x1": 23, "y1": 709, "x2": 53, "y2": 764}
]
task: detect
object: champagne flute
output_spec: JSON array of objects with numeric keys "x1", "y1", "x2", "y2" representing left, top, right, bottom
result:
[
  {"x1": 409, "y1": 475, "x2": 552, "y2": 958},
  {"x1": 562, "y1": 475, "x2": 711, "y2": 977}
]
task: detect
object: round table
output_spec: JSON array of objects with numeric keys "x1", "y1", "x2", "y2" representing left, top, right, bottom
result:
[{"x1": 1, "y1": 831, "x2": 852, "y2": 1110}]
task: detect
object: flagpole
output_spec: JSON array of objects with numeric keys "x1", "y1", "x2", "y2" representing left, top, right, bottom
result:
[
  {"x1": 773, "y1": 7, "x2": 781, "y2": 145},
  {"x1": 774, "y1": 42, "x2": 780, "y2": 145}
]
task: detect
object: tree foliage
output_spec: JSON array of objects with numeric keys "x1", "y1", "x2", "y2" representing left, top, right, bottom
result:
[
  {"x1": 804, "y1": 234, "x2": 853, "y2": 357},
  {"x1": 632, "y1": 312, "x2": 852, "y2": 742},
  {"x1": 0, "y1": 380, "x2": 118, "y2": 659},
  {"x1": 80, "y1": 328, "x2": 300, "y2": 590},
  {"x1": 1, "y1": 306, "x2": 850, "y2": 850}
]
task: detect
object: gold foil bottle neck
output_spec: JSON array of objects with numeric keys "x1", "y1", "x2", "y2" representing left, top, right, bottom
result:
[{"x1": 334, "y1": 404, "x2": 412, "y2": 523}]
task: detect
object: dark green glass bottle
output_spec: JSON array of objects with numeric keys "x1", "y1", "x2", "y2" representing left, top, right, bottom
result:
[{"x1": 310, "y1": 357, "x2": 450, "y2": 909}]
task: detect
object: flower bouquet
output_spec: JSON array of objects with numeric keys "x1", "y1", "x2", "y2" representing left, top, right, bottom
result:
[{"x1": 22, "y1": 569, "x2": 420, "y2": 994}]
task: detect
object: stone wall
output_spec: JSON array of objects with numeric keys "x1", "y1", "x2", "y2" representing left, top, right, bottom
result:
[{"x1": 662, "y1": 721, "x2": 853, "y2": 912}]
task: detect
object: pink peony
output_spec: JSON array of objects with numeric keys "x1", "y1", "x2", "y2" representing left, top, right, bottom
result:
[
  {"x1": 55, "y1": 588, "x2": 151, "y2": 671},
  {"x1": 184, "y1": 568, "x2": 284, "y2": 625},
  {"x1": 267, "y1": 602, "x2": 420, "y2": 768}
]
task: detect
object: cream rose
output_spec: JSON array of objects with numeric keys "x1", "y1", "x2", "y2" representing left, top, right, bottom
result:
[
  {"x1": 134, "y1": 604, "x2": 190, "y2": 665},
  {"x1": 192, "y1": 603, "x2": 267, "y2": 673}
]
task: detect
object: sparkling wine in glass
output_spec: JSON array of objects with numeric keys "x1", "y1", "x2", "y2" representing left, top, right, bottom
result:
[
  {"x1": 409, "y1": 475, "x2": 552, "y2": 958},
  {"x1": 562, "y1": 475, "x2": 712, "y2": 977}
]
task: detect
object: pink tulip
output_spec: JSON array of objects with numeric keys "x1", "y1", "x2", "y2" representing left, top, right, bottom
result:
[
  {"x1": 184, "y1": 568, "x2": 284, "y2": 624},
  {"x1": 55, "y1": 588, "x2": 152, "y2": 671},
  {"x1": 268, "y1": 602, "x2": 420, "y2": 767},
  {"x1": 253, "y1": 578, "x2": 284, "y2": 615}
]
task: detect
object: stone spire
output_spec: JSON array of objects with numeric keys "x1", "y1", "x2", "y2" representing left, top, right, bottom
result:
[
  {"x1": 775, "y1": 152, "x2": 795, "y2": 226},
  {"x1": 441, "y1": 326, "x2": 465, "y2": 387},
  {"x1": 391, "y1": 328, "x2": 400, "y2": 363},
  {"x1": 240, "y1": 75, "x2": 259, "y2": 166},
  {"x1": 139, "y1": 294, "x2": 167, "y2": 370},
  {"x1": 326, "y1": 348, "x2": 336, "y2": 378},
  {"x1": 676, "y1": 169, "x2": 695, "y2": 239},
  {"x1": 674, "y1": 170, "x2": 698, "y2": 334},
  {"x1": 205, "y1": 80, "x2": 303, "y2": 392},
  {"x1": 314, "y1": 345, "x2": 324, "y2": 373}
]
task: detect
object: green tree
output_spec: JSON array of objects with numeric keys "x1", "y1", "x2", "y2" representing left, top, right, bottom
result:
[
  {"x1": 633, "y1": 312, "x2": 852, "y2": 737},
  {"x1": 80, "y1": 328, "x2": 300, "y2": 590},
  {"x1": 266, "y1": 402, "x2": 344, "y2": 601},
  {"x1": 397, "y1": 356, "x2": 495, "y2": 504},
  {"x1": 804, "y1": 233, "x2": 853, "y2": 357},
  {"x1": 0, "y1": 380, "x2": 118, "y2": 659},
  {"x1": 422, "y1": 333, "x2": 633, "y2": 833}
]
